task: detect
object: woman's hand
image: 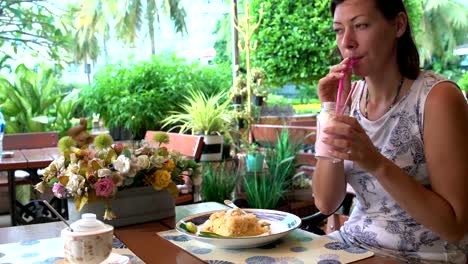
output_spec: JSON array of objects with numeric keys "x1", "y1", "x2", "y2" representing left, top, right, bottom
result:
[
  {"x1": 321, "y1": 115, "x2": 384, "y2": 173},
  {"x1": 318, "y1": 58, "x2": 353, "y2": 103}
]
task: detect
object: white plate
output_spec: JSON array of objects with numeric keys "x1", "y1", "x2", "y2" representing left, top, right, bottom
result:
[{"x1": 175, "y1": 208, "x2": 301, "y2": 249}]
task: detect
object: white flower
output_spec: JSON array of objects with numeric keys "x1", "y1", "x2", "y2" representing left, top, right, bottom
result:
[
  {"x1": 97, "y1": 168, "x2": 113, "y2": 178},
  {"x1": 113, "y1": 155, "x2": 131, "y2": 174},
  {"x1": 66, "y1": 173, "x2": 85, "y2": 195},
  {"x1": 113, "y1": 155, "x2": 138, "y2": 177},
  {"x1": 126, "y1": 157, "x2": 138, "y2": 177},
  {"x1": 136, "y1": 155, "x2": 150, "y2": 170},
  {"x1": 54, "y1": 156, "x2": 65, "y2": 171},
  {"x1": 70, "y1": 153, "x2": 77, "y2": 163},
  {"x1": 67, "y1": 163, "x2": 80, "y2": 175},
  {"x1": 150, "y1": 155, "x2": 166, "y2": 168}
]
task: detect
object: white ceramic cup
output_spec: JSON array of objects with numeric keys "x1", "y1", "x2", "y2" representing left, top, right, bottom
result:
[{"x1": 61, "y1": 213, "x2": 114, "y2": 264}]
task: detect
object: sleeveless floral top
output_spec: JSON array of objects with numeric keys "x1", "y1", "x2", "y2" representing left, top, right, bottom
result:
[{"x1": 340, "y1": 71, "x2": 468, "y2": 263}]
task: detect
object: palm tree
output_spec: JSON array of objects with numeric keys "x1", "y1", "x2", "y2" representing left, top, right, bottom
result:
[
  {"x1": 419, "y1": 0, "x2": 468, "y2": 66},
  {"x1": 72, "y1": 0, "x2": 112, "y2": 84},
  {"x1": 74, "y1": 0, "x2": 187, "y2": 61}
]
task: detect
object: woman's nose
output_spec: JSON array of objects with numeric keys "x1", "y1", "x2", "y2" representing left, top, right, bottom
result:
[{"x1": 341, "y1": 28, "x2": 357, "y2": 50}]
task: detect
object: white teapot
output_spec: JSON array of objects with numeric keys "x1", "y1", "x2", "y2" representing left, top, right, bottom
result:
[{"x1": 61, "y1": 213, "x2": 114, "y2": 264}]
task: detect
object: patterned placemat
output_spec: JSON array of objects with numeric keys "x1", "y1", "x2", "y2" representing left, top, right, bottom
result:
[
  {"x1": 0, "y1": 236, "x2": 144, "y2": 264},
  {"x1": 158, "y1": 229, "x2": 374, "y2": 264}
]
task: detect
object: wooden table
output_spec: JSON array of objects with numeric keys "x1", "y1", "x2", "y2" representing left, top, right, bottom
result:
[
  {"x1": 0, "y1": 147, "x2": 60, "y2": 226},
  {"x1": 0, "y1": 203, "x2": 399, "y2": 264}
]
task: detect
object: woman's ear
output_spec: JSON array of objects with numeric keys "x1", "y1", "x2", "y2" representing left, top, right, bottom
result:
[{"x1": 395, "y1": 12, "x2": 407, "y2": 38}]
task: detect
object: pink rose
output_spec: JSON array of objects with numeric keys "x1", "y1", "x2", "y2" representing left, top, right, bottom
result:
[
  {"x1": 52, "y1": 182, "x2": 66, "y2": 198},
  {"x1": 113, "y1": 143, "x2": 124, "y2": 155},
  {"x1": 94, "y1": 178, "x2": 115, "y2": 198}
]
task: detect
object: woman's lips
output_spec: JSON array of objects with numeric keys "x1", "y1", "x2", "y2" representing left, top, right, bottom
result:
[{"x1": 350, "y1": 56, "x2": 364, "y2": 67}]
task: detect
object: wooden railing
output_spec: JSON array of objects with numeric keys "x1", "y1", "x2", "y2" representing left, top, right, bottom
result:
[{"x1": 251, "y1": 124, "x2": 317, "y2": 167}]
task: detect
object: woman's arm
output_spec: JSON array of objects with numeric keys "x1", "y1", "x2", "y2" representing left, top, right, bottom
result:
[
  {"x1": 371, "y1": 82, "x2": 468, "y2": 242},
  {"x1": 313, "y1": 58, "x2": 354, "y2": 215},
  {"x1": 312, "y1": 160, "x2": 347, "y2": 215}
]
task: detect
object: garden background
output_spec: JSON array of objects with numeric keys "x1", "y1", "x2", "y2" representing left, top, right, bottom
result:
[{"x1": 0, "y1": 0, "x2": 467, "y2": 137}]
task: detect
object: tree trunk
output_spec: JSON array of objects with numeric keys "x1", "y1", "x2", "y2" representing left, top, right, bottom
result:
[{"x1": 147, "y1": 0, "x2": 156, "y2": 55}]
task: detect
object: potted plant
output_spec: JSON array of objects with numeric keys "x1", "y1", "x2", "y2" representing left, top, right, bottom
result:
[
  {"x1": 230, "y1": 108, "x2": 250, "y2": 129},
  {"x1": 250, "y1": 67, "x2": 268, "y2": 106},
  {"x1": 244, "y1": 142, "x2": 265, "y2": 172},
  {"x1": 162, "y1": 89, "x2": 232, "y2": 161},
  {"x1": 229, "y1": 74, "x2": 247, "y2": 104},
  {"x1": 35, "y1": 133, "x2": 199, "y2": 226}
]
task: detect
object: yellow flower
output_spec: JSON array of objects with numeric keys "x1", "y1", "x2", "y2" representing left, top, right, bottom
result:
[
  {"x1": 103, "y1": 208, "x2": 116, "y2": 220},
  {"x1": 151, "y1": 169, "x2": 171, "y2": 191},
  {"x1": 163, "y1": 159, "x2": 175, "y2": 171}
]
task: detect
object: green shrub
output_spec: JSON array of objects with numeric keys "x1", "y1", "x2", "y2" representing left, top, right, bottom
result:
[
  {"x1": 458, "y1": 71, "x2": 468, "y2": 92},
  {"x1": 80, "y1": 55, "x2": 231, "y2": 138}
]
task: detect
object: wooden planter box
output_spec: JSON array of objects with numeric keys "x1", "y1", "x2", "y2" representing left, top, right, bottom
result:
[{"x1": 68, "y1": 187, "x2": 175, "y2": 227}]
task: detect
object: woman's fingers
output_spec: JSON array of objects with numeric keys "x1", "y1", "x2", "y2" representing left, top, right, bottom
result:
[
  {"x1": 322, "y1": 137, "x2": 351, "y2": 149},
  {"x1": 333, "y1": 115, "x2": 365, "y2": 133},
  {"x1": 318, "y1": 58, "x2": 352, "y2": 102},
  {"x1": 329, "y1": 63, "x2": 348, "y2": 73},
  {"x1": 319, "y1": 72, "x2": 344, "y2": 85}
]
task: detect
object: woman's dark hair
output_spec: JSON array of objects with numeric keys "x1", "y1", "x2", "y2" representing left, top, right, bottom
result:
[{"x1": 330, "y1": 0, "x2": 420, "y2": 79}]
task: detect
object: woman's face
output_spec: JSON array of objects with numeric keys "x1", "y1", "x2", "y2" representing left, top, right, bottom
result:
[{"x1": 333, "y1": 0, "x2": 401, "y2": 77}]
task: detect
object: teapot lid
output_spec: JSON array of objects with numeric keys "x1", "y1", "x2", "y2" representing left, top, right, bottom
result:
[{"x1": 70, "y1": 213, "x2": 108, "y2": 232}]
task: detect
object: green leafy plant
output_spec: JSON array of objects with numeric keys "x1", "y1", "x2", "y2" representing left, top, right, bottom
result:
[
  {"x1": 244, "y1": 129, "x2": 306, "y2": 209},
  {"x1": 245, "y1": 142, "x2": 261, "y2": 155},
  {"x1": 0, "y1": 1, "x2": 73, "y2": 62},
  {"x1": 162, "y1": 89, "x2": 232, "y2": 135},
  {"x1": 81, "y1": 55, "x2": 231, "y2": 138},
  {"x1": 200, "y1": 162, "x2": 239, "y2": 203},
  {"x1": 457, "y1": 71, "x2": 468, "y2": 92},
  {"x1": 265, "y1": 129, "x2": 304, "y2": 187},
  {"x1": 0, "y1": 63, "x2": 79, "y2": 135},
  {"x1": 250, "y1": 0, "x2": 336, "y2": 86},
  {"x1": 244, "y1": 169, "x2": 286, "y2": 209}
]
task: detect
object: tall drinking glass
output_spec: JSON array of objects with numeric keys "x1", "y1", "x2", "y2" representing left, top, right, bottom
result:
[{"x1": 315, "y1": 102, "x2": 348, "y2": 163}]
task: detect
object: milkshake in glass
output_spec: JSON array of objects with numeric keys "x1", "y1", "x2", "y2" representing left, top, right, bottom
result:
[{"x1": 315, "y1": 102, "x2": 348, "y2": 163}]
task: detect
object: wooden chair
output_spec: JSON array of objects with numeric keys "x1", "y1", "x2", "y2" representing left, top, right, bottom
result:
[
  {"x1": 144, "y1": 131, "x2": 204, "y2": 162},
  {"x1": 0, "y1": 132, "x2": 64, "y2": 225},
  {"x1": 1, "y1": 132, "x2": 59, "y2": 184},
  {"x1": 3, "y1": 132, "x2": 59, "y2": 151},
  {"x1": 144, "y1": 131, "x2": 204, "y2": 204}
]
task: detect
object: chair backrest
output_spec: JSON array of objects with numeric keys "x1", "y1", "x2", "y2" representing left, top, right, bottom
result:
[
  {"x1": 3, "y1": 132, "x2": 59, "y2": 150},
  {"x1": 144, "y1": 131, "x2": 204, "y2": 161}
]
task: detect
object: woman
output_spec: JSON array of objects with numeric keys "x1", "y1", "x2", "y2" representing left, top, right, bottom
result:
[{"x1": 313, "y1": 0, "x2": 468, "y2": 262}]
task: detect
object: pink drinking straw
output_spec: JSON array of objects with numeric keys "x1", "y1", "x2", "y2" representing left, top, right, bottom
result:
[
  {"x1": 340, "y1": 81, "x2": 358, "y2": 115},
  {"x1": 335, "y1": 58, "x2": 358, "y2": 115}
]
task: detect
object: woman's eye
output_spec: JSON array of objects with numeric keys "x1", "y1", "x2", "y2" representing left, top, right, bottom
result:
[
  {"x1": 354, "y1": 23, "x2": 368, "y2": 30},
  {"x1": 333, "y1": 28, "x2": 343, "y2": 34}
]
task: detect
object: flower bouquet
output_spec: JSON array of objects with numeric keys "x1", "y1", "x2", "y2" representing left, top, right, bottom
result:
[{"x1": 35, "y1": 132, "x2": 200, "y2": 221}]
